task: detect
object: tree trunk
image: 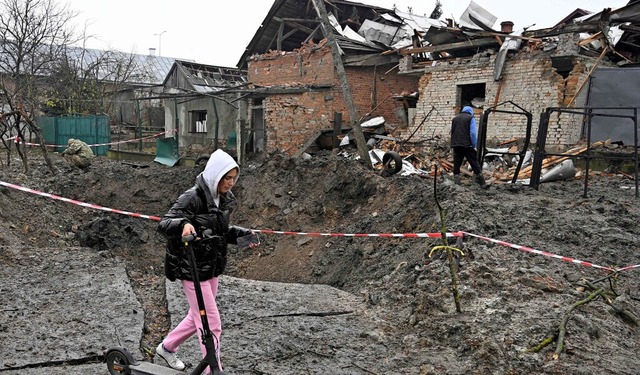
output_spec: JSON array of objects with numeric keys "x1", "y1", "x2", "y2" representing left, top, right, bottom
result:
[
  {"x1": 310, "y1": 0, "x2": 371, "y2": 168},
  {"x1": 9, "y1": 110, "x2": 57, "y2": 174},
  {"x1": 21, "y1": 111, "x2": 56, "y2": 174}
]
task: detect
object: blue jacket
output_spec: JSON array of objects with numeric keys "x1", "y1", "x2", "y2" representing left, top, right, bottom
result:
[{"x1": 450, "y1": 106, "x2": 477, "y2": 148}]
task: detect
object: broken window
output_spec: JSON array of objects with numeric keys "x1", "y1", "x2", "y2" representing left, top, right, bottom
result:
[
  {"x1": 457, "y1": 83, "x2": 486, "y2": 109},
  {"x1": 551, "y1": 57, "x2": 574, "y2": 79},
  {"x1": 190, "y1": 110, "x2": 207, "y2": 133}
]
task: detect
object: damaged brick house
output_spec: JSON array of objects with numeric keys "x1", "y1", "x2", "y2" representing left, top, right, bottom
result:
[
  {"x1": 394, "y1": 1, "x2": 640, "y2": 149},
  {"x1": 239, "y1": 0, "x2": 640, "y2": 157},
  {"x1": 239, "y1": 0, "x2": 423, "y2": 155}
]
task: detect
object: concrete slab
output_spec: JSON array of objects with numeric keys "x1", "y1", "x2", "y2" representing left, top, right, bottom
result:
[
  {"x1": 1, "y1": 246, "x2": 391, "y2": 375},
  {"x1": 164, "y1": 276, "x2": 389, "y2": 374},
  {"x1": 0, "y1": 246, "x2": 142, "y2": 372}
]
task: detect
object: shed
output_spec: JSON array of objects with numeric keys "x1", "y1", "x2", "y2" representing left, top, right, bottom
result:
[{"x1": 161, "y1": 60, "x2": 248, "y2": 157}]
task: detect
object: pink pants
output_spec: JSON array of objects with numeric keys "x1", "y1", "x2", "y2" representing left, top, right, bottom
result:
[{"x1": 162, "y1": 277, "x2": 222, "y2": 373}]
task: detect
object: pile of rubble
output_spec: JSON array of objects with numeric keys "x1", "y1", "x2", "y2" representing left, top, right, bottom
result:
[{"x1": 365, "y1": 133, "x2": 638, "y2": 186}]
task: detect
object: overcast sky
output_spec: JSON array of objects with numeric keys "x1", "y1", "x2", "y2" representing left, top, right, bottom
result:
[{"x1": 66, "y1": 0, "x2": 628, "y2": 67}]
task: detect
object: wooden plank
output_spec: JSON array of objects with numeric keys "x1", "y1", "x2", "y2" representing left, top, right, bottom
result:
[
  {"x1": 398, "y1": 38, "x2": 498, "y2": 55},
  {"x1": 578, "y1": 31, "x2": 602, "y2": 46},
  {"x1": 292, "y1": 131, "x2": 322, "y2": 158},
  {"x1": 497, "y1": 137, "x2": 520, "y2": 146},
  {"x1": 517, "y1": 142, "x2": 604, "y2": 179},
  {"x1": 439, "y1": 158, "x2": 473, "y2": 176},
  {"x1": 523, "y1": 22, "x2": 600, "y2": 38}
]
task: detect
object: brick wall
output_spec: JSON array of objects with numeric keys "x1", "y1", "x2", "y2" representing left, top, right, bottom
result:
[
  {"x1": 401, "y1": 51, "x2": 613, "y2": 147},
  {"x1": 250, "y1": 46, "x2": 336, "y2": 86},
  {"x1": 261, "y1": 93, "x2": 335, "y2": 154},
  {"x1": 248, "y1": 44, "x2": 418, "y2": 154}
]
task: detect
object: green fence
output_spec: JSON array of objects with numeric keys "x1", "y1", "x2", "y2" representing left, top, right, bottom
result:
[{"x1": 38, "y1": 115, "x2": 110, "y2": 156}]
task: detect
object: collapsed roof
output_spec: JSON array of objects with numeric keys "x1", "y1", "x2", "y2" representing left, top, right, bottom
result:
[
  {"x1": 528, "y1": 0, "x2": 640, "y2": 65},
  {"x1": 399, "y1": 0, "x2": 640, "y2": 72},
  {"x1": 162, "y1": 60, "x2": 248, "y2": 96},
  {"x1": 238, "y1": 0, "x2": 444, "y2": 68},
  {"x1": 239, "y1": 0, "x2": 640, "y2": 72}
]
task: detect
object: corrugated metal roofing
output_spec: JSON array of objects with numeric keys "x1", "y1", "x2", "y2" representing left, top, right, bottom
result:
[
  {"x1": 64, "y1": 46, "x2": 183, "y2": 85},
  {"x1": 0, "y1": 42, "x2": 183, "y2": 85},
  {"x1": 165, "y1": 60, "x2": 247, "y2": 94}
]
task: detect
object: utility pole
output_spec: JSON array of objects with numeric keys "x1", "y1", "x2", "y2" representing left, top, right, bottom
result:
[
  {"x1": 310, "y1": 0, "x2": 371, "y2": 168},
  {"x1": 154, "y1": 30, "x2": 167, "y2": 55}
]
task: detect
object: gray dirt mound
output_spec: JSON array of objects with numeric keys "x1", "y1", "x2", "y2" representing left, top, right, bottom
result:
[{"x1": 0, "y1": 149, "x2": 639, "y2": 374}]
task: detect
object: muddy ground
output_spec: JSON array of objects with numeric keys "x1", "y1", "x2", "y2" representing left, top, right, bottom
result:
[{"x1": 0, "y1": 147, "x2": 639, "y2": 374}]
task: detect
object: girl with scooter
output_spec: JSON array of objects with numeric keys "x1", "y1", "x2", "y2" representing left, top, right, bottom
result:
[{"x1": 156, "y1": 149, "x2": 259, "y2": 374}]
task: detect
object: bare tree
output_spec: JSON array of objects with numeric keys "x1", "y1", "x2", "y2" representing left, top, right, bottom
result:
[
  {"x1": 0, "y1": 0, "x2": 78, "y2": 173},
  {"x1": 46, "y1": 22, "x2": 158, "y2": 120},
  {"x1": 43, "y1": 47, "x2": 142, "y2": 117}
]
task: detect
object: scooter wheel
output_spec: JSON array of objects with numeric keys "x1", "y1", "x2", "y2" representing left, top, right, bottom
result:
[{"x1": 106, "y1": 350, "x2": 132, "y2": 375}]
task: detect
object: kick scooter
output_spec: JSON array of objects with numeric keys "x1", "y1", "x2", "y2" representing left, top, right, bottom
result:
[{"x1": 105, "y1": 231, "x2": 226, "y2": 375}]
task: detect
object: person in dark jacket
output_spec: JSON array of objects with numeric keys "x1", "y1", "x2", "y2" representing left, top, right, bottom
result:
[
  {"x1": 450, "y1": 106, "x2": 487, "y2": 188},
  {"x1": 155, "y1": 149, "x2": 258, "y2": 373}
]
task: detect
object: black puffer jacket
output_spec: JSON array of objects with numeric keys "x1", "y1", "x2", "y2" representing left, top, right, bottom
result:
[{"x1": 157, "y1": 174, "x2": 250, "y2": 281}]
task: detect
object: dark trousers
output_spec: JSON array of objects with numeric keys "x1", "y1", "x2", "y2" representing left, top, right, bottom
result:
[{"x1": 452, "y1": 146, "x2": 482, "y2": 175}]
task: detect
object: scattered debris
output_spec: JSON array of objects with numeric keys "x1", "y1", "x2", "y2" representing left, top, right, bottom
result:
[{"x1": 539, "y1": 159, "x2": 577, "y2": 183}]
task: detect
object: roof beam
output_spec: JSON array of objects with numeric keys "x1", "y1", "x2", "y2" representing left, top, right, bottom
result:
[
  {"x1": 398, "y1": 37, "x2": 498, "y2": 55},
  {"x1": 274, "y1": 17, "x2": 316, "y2": 34},
  {"x1": 304, "y1": 24, "x2": 322, "y2": 43},
  {"x1": 523, "y1": 22, "x2": 601, "y2": 38},
  {"x1": 619, "y1": 23, "x2": 640, "y2": 34},
  {"x1": 277, "y1": 17, "x2": 321, "y2": 24}
]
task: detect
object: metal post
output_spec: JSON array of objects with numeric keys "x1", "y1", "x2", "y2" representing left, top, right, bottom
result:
[
  {"x1": 212, "y1": 97, "x2": 219, "y2": 152},
  {"x1": 236, "y1": 92, "x2": 245, "y2": 162},
  {"x1": 634, "y1": 108, "x2": 638, "y2": 198},
  {"x1": 530, "y1": 108, "x2": 551, "y2": 190},
  {"x1": 583, "y1": 108, "x2": 593, "y2": 198},
  {"x1": 333, "y1": 112, "x2": 342, "y2": 148},
  {"x1": 154, "y1": 31, "x2": 167, "y2": 55},
  {"x1": 136, "y1": 100, "x2": 142, "y2": 152},
  {"x1": 174, "y1": 98, "x2": 179, "y2": 150}
]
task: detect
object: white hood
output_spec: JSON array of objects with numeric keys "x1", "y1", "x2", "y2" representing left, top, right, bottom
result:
[{"x1": 201, "y1": 149, "x2": 239, "y2": 199}]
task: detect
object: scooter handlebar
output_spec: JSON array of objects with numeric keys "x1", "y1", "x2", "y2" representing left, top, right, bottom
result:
[
  {"x1": 182, "y1": 233, "x2": 196, "y2": 243},
  {"x1": 181, "y1": 229, "x2": 214, "y2": 244}
]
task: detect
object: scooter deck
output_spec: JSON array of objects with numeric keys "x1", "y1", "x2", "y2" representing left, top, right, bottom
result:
[{"x1": 129, "y1": 361, "x2": 185, "y2": 375}]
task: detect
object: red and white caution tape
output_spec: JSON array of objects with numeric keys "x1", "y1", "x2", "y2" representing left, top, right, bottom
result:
[
  {"x1": 1, "y1": 178, "x2": 639, "y2": 273},
  {"x1": 461, "y1": 231, "x2": 619, "y2": 272},
  {"x1": 0, "y1": 179, "x2": 458, "y2": 237},
  {"x1": 255, "y1": 229, "x2": 463, "y2": 238},
  {"x1": 0, "y1": 180, "x2": 161, "y2": 221},
  {"x1": 616, "y1": 264, "x2": 640, "y2": 272},
  {"x1": 15, "y1": 129, "x2": 176, "y2": 148}
]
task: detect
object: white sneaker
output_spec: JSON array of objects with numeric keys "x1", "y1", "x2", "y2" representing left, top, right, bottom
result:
[{"x1": 156, "y1": 343, "x2": 186, "y2": 371}]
